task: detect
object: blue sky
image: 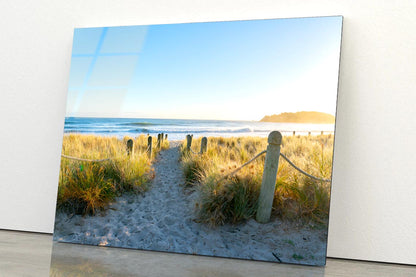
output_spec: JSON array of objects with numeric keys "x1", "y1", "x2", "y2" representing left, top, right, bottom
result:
[{"x1": 66, "y1": 16, "x2": 342, "y2": 120}]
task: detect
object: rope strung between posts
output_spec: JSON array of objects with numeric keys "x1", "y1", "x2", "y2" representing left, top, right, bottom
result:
[
  {"x1": 222, "y1": 150, "x2": 267, "y2": 179},
  {"x1": 61, "y1": 154, "x2": 111, "y2": 162},
  {"x1": 220, "y1": 150, "x2": 331, "y2": 183},
  {"x1": 189, "y1": 148, "x2": 201, "y2": 155},
  {"x1": 279, "y1": 153, "x2": 331, "y2": 182}
]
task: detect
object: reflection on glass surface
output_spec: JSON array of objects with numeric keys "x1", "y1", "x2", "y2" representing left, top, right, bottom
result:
[{"x1": 49, "y1": 241, "x2": 325, "y2": 277}]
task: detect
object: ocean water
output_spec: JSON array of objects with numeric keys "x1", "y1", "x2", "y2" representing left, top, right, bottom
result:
[{"x1": 64, "y1": 117, "x2": 335, "y2": 141}]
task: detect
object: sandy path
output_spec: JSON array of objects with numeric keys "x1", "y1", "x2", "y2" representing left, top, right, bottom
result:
[{"x1": 54, "y1": 142, "x2": 328, "y2": 265}]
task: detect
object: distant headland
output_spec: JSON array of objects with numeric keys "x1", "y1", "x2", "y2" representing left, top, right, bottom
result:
[{"x1": 260, "y1": 111, "x2": 335, "y2": 124}]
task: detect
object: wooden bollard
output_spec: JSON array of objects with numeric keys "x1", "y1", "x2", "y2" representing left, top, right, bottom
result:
[
  {"x1": 147, "y1": 136, "x2": 152, "y2": 158},
  {"x1": 292, "y1": 131, "x2": 296, "y2": 136},
  {"x1": 200, "y1": 137, "x2": 207, "y2": 154},
  {"x1": 126, "y1": 139, "x2": 134, "y2": 157},
  {"x1": 186, "y1": 134, "x2": 192, "y2": 151},
  {"x1": 165, "y1": 134, "x2": 168, "y2": 140},
  {"x1": 321, "y1": 131, "x2": 324, "y2": 135},
  {"x1": 308, "y1": 131, "x2": 311, "y2": 136},
  {"x1": 161, "y1": 133, "x2": 164, "y2": 142},
  {"x1": 157, "y1": 134, "x2": 161, "y2": 148},
  {"x1": 256, "y1": 131, "x2": 282, "y2": 223}
]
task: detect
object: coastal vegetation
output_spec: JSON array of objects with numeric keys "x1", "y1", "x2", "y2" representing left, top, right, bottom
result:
[
  {"x1": 57, "y1": 134, "x2": 168, "y2": 215},
  {"x1": 260, "y1": 111, "x2": 335, "y2": 124},
  {"x1": 180, "y1": 135, "x2": 333, "y2": 226}
]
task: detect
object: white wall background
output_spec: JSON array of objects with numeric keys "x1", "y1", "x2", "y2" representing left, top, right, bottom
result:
[{"x1": 0, "y1": 0, "x2": 415, "y2": 265}]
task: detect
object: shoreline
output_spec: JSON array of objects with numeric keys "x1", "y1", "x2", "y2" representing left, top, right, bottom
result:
[
  {"x1": 63, "y1": 116, "x2": 335, "y2": 141},
  {"x1": 62, "y1": 132, "x2": 335, "y2": 142}
]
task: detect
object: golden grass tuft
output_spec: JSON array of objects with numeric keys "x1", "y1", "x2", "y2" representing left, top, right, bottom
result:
[{"x1": 57, "y1": 134, "x2": 168, "y2": 215}]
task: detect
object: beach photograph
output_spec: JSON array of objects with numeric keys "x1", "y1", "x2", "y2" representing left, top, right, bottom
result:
[{"x1": 52, "y1": 16, "x2": 343, "y2": 266}]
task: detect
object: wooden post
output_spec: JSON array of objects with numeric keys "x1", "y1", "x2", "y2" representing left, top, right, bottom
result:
[
  {"x1": 186, "y1": 134, "x2": 192, "y2": 151},
  {"x1": 161, "y1": 133, "x2": 164, "y2": 142},
  {"x1": 157, "y1": 134, "x2": 161, "y2": 148},
  {"x1": 321, "y1": 131, "x2": 324, "y2": 135},
  {"x1": 126, "y1": 139, "x2": 134, "y2": 157},
  {"x1": 308, "y1": 131, "x2": 311, "y2": 136},
  {"x1": 147, "y1": 136, "x2": 152, "y2": 158},
  {"x1": 200, "y1": 137, "x2": 207, "y2": 154},
  {"x1": 293, "y1": 131, "x2": 295, "y2": 136},
  {"x1": 165, "y1": 134, "x2": 168, "y2": 140},
  {"x1": 256, "y1": 131, "x2": 282, "y2": 223}
]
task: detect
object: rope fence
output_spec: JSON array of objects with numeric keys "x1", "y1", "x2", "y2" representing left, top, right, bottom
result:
[
  {"x1": 279, "y1": 153, "x2": 331, "y2": 182},
  {"x1": 220, "y1": 150, "x2": 331, "y2": 182},
  {"x1": 61, "y1": 154, "x2": 111, "y2": 162},
  {"x1": 190, "y1": 148, "x2": 201, "y2": 155},
  {"x1": 222, "y1": 150, "x2": 267, "y2": 179},
  {"x1": 184, "y1": 132, "x2": 331, "y2": 183},
  {"x1": 182, "y1": 130, "x2": 332, "y2": 223},
  {"x1": 281, "y1": 130, "x2": 334, "y2": 136},
  {"x1": 186, "y1": 134, "x2": 208, "y2": 155},
  {"x1": 61, "y1": 130, "x2": 330, "y2": 224},
  {"x1": 61, "y1": 133, "x2": 167, "y2": 162}
]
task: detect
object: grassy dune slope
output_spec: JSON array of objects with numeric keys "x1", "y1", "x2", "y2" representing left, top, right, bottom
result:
[
  {"x1": 181, "y1": 135, "x2": 333, "y2": 226},
  {"x1": 57, "y1": 134, "x2": 169, "y2": 215}
]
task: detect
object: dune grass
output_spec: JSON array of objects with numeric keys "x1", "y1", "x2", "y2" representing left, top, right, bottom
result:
[
  {"x1": 180, "y1": 135, "x2": 333, "y2": 226},
  {"x1": 57, "y1": 134, "x2": 169, "y2": 215}
]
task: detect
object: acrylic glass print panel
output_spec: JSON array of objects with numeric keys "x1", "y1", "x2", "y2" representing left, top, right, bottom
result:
[{"x1": 53, "y1": 16, "x2": 343, "y2": 266}]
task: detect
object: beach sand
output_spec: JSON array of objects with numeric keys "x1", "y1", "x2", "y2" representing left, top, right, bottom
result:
[{"x1": 53, "y1": 141, "x2": 328, "y2": 265}]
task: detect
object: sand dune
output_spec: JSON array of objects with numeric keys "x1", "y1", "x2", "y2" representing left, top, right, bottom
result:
[{"x1": 54, "y1": 141, "x2": 327, "y2": 265}]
